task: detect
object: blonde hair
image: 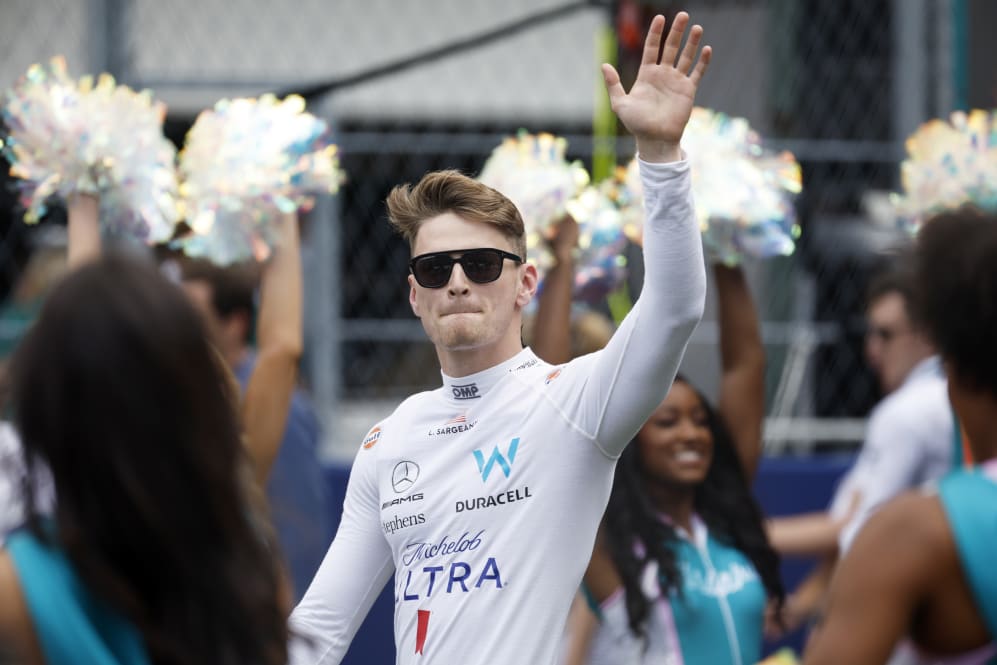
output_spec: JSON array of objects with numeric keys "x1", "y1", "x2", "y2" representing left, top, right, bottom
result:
[{"x1": 386, "y1": 170, "x2": 527, "y2": 258}]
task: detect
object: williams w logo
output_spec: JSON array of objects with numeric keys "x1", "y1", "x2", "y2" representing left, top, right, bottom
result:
[{"x1": 473, "y1": 438, "x2": 520, "y2": 482}]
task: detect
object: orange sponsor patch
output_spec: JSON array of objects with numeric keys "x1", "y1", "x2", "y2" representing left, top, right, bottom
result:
[{"x1": 362, "y1": 426, "x2": 382, "y2": 449}]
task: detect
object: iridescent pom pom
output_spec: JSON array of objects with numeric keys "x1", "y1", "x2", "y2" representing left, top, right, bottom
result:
[
  {"x1": 176, "y1": 94, "x2": 344, "y2": 264},
  {"x1": 478, "y1": 131, "x2": 590, "y2": 263},
  {"x1": 1, "y1": 56, "x2": 179, "y2": 243},
  {"x1": 563, "y1": 187, "x2": 628, "y2": 303},
  {"x1": 892, "y1": 109, "x2": 997, "y2": 233},
  {"x1": 615, "y1": 108, "x2": 802, "y2": 266}
]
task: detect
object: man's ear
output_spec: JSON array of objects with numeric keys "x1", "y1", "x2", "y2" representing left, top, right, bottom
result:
[
  {"x1": 516, "y1": 263, "x2": 539, "y2": 309},
  {"x1": 408, "y1": 274, "x2": 422, "y2": 318}
]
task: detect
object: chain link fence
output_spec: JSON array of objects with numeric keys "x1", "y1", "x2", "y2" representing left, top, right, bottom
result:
[{"x1": 0, "y1": 0, "x2": 978, "y2": 460}]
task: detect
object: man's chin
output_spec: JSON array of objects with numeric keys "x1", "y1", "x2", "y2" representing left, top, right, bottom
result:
[{"x1": 437, "y1": 326, "x2": 489, "y2": 351}]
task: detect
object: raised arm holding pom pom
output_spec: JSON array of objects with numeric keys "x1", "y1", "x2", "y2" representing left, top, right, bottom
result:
[
  {"x1": 241, "y1": 212, "x2": 304, "y2": 487},
  {"x1": 66, "y1": 194, "x2": 101, "y2": 269}
]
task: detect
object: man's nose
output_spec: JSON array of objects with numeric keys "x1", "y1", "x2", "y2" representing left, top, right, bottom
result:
[{"x1": 447, "y1": 262, "x2": 471, "y2": 295}]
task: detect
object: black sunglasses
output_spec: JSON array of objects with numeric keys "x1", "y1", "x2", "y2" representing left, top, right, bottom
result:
[{"x1": 409, "y1": 248, "x2": 523, "y2": 289}]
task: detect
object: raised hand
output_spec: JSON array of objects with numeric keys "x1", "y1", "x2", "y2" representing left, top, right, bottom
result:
[{"x1": 602, "y1": 12, "x2": 711, "y2": 163}]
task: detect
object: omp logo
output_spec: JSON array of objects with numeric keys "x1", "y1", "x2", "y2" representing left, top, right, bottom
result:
[
  {"x1": 392, "y1": 460, "x2": 420, "y2": 493},
  {"x1": 472, "y1": 438, "x2": 520, "y2": 482},
  {"x1": 362, "y1": 426, "x2": 381, "y2": 449},
  {"x1": 452, "y1": 383, "x2": 480, "y2": 400}
]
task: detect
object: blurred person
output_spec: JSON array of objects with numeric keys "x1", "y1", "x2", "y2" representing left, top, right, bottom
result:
[
  {"x1": 0, "y1": 192, "x2": 303, "y2": 663},
  {"x1": 0, "y1": 227, "x2": 68, "y2": 370},
  {"x1": 179, "y1": 256, "x2": 331, "y2": 603},
  {"x1": 0, "y1": 231, "x2": 65, "y2": 542},
  {"x1": 769, "y1": 256, "x2": 954, "y2": 640},
  {"x1": 563, "y1": 264, "x2": 784, "y2": 665},
  {"x1": 289, "y1": 13, "x2": 711, "y2": 665},
  {"x1": 0, "y1": 248, "x2": 288, "y2": 663},
  {"x1": 524, "y1": 214, "x2": 616, "y2": 365},
  {"x1": 803, "y1": 207, "x2": 997, "y2": 665}
]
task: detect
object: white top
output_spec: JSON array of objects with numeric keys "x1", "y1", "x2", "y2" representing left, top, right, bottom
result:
[
  {"x1": 288, "y1": 159, "x2": 706, "y2": 665},
  {"x1": 0, "y1": 422, "x2": 54, "y2": 543},
  {"x1": 831, "y1": 356, "x2": 953, "y2": 552}
]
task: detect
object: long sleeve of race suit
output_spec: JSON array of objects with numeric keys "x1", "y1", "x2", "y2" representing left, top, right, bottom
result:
[
  {"x1": 287, "y1": 442, "x2": 393, "y2": 665},
  {"x1": 553, "y1": 157, "x2": 706, "y2": 458}
]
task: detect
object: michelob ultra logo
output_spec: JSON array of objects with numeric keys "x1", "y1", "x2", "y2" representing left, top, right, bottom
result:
[{"x1": 472, "y1": 437, "x2": 520, "y2": 481}]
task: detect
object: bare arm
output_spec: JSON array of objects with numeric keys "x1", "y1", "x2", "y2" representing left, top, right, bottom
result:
[
  {"x1": 802, "y1": 494, "x2": 944, "y2": 665},
  {"x1": 767, "y1": 555, "x2": 836, "y2": 637},
  {"x1": 767, "y1": 512, "x2": 845, "y2": 557},
  {"x1": 582, "y1": 526, "x2": 624, "y2": 604},
  {"x1": 0, "y1": 550, "x2": 44, "y2": 665},
  {"x1": 714, "y1": 264, "x2": 766, "y2": 479},
  {"x1": 562, "y1": 592, "x2": 599, "y2": 665},
  {"x1": 242, "y1": 213, "x2": 303, "y2": 486},
  {"x1": 531, "y1": 216, "x2": 579, "y2": 365},
  {"x1": 66, "y1": 194, "x2": 101, "y2": 269}
]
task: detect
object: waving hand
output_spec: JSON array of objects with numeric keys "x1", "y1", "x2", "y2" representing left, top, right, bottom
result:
[{"x1": 602, "y1": 12, "x2": 712, "y2": 163}]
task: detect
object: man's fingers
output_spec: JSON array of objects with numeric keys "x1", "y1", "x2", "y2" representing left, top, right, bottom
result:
[
  {"x1": 659, "y1": 11, "x2": 689, "y2": 66},
  {"x1": 601, "y1": 63, "x2": 625, "y2": 105},
  {"x1": 640, "y1": 15, "x2": 666, "y2": 66},
  {"x1": 676, "y1": 24, "x2": 704, "y2": 74},
  {"x1": 689, "y1": 45, "x2": 712, "y2": 86}
]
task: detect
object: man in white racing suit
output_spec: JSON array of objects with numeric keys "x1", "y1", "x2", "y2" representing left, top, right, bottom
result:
[{"x1": 290, "y1": 11, "x2": 712, "y2": 665}]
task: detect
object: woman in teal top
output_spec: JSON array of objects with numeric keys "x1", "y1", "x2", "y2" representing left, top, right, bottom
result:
[
  {"x1": 804, "y1": 205, "x2": 997, "y2": 664},
  {"x1": 564, "y1": 265, "x2": 784, "y2": 665},
  {"x1": 3, "y1": 528, "x2": 149, "y2": 665},
  {"x1": 0, "y1": 247, "x2": 289, "y2": 665}
]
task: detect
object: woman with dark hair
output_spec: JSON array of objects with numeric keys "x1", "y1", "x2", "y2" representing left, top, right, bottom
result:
[
  {"x1": 804, "y1": 207, "x2": 997, "y2": 665},
  {"x1": 563, "y1": 264, "x2": 784, "y2": 664},
  {"x1": 0, "y1": 195, "x2": 291, "y2": 664}
]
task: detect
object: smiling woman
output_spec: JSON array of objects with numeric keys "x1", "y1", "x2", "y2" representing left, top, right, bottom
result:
[{"x1": 566, "y1": 264, "x2": 784, "y2": 665}]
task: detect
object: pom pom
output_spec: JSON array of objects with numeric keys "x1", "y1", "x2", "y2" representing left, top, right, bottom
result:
[
  {"x1": 176, "y1": 94, "x2": 343, "y2": 264},
  {"x1": 892, "y1": 109, "x2": 997, "y2": 232},
  {"x1": 478, "y1": 131, "x2": 590, "y2": 263},
  {"x1": 1, "y1": 56, "x2": 179, "y2": 243},
  {"x1": 616, "y1": 108, "x2": 802, "y2": 265},
  {"x1": 563, "y1": 186, "x2": 628, "y2": 303}
]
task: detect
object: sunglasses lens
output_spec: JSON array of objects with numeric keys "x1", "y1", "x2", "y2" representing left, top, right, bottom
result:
[
  {"x1": 460, "y1": 250, "x2": 503, "y2": 284},
  {"x1": 413, "y1": 255, "x2": 454, "y2": 288}
]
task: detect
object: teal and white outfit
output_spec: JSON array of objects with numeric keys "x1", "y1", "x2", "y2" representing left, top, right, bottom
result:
[
  {"x1": 918, "y1": 459, "x2": 997, "y2": 665},
  {"x1": 584, "y1": 515, "x2": 766, "y2": 665},
  {"x1": 6, "y1": 528, "x2": 150, "y2": 665}
]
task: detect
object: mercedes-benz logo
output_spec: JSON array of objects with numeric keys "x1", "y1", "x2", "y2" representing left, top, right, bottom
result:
[{"x1": 391, "y1": 460, "x2": 420, "y2": 493}]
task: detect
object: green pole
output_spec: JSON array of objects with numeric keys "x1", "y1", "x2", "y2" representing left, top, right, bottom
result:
[{"x1": 592, "y1": 24, "x2": 618, "y2": 183}]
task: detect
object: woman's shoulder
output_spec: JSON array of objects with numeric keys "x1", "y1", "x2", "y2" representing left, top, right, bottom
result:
[{"x1": 0, "y1": 545, "x2": 45, "y2": 664}]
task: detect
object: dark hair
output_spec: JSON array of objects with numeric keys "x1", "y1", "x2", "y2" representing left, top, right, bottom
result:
[
  {"x1": 386, "y1": 169, "x2": 527, "y2": 258},
  {"x1": 180, "y1": 258, "x2": 257, "y2": 325},
  {"x1": 10, "y1": 254, "x2": 286, "y2": 665},
  {"x1": 914, "y1": 206, "x2": 997, "y2": 395},
  {"x1": 866, "y1": 250, "x2": 922, "y2": 328},
  {"x1": 604, "y1": 377, "x2": 783, "y2": 639}
]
